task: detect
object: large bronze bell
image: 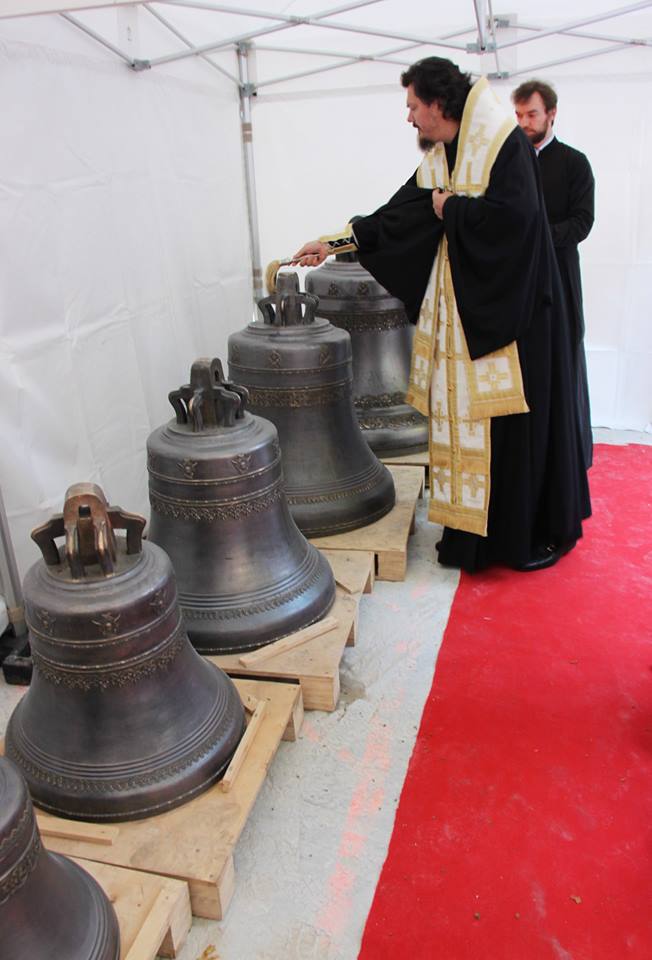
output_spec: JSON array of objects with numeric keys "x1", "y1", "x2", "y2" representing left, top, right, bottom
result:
[
  {"x1": 305, "y1": 252, "x2": 428, "y2": 457},
  {"x1": 0, "y1": 756, "x2": 120, "y2": 959},
  {"x1": 228, "y1": 274, "x2": 396, "y2": 537},
  {"x1": 147, "y1": 358, "x2": 336, "y2": 654},
  {"x1": 5, "y1": 484, "x2": 244, "y2": 822}
]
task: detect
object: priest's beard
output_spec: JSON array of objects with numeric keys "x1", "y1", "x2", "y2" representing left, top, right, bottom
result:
[{"x1": 418, "y1": 133, "x2": 435, "y2": 152}]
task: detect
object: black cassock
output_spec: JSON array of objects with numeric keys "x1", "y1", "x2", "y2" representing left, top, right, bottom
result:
[
  {"x1": 538, "y1": 137, "x2": 595, "y2": 470},
  {"x1": 352, "y1": 126, "x2": 591, "y2": 572}
]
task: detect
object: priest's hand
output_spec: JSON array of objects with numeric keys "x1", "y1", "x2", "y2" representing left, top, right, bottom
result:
[
  {"x1": 290, "y1": 241, "x2": 330, "y2": 267},
  {"x1": 432, "y1": 189, "x2": 453, "y2": 220}
]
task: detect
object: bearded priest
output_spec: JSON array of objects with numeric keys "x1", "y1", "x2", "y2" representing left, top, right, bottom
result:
[{"x1": 292, "y1": 57, "x2": 591, "y2": 574}]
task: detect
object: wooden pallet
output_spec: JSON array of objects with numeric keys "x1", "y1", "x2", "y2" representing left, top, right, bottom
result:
[
  {"x1": 310, "y1": 465, "x2": 425, "y2": 581},
  {"x1": 382, "y1": 448, "x2": 430, "y2": 489},
  {"x1": 208, "y1": 550, "x2": 374, "y2": 712},
  {"x1": 68, "y1": 859, "x2": 191, "y2": 959},
  {"x1": 35, "y1": 679, "x2": 303, "y2": 921}
]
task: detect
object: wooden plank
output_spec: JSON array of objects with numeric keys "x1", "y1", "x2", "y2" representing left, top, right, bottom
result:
[
  {"x1": 310, "y1": 466, "x2": 424, "y2": 581},
  {"x1": 320, "y1": 549, "x2": 375, "y2": 594},
  {"x1": 69, "y1": 859, "x2": 192, "y2": 960},
  {"x1": 238, "y1": 616, "x2": 339, "y2": 667},
  {"x1": 219, "y1": 700, "x2": 266, "y2": 792},
  {"x1": 37, "y1": 813, "x2": 118, "y2": 846},
  {"x1": 41, "y1": 679, "x2": 302, "y2": 921},
  {"x1": 210, "y1": 590, "x2": 360, "y2": 711}
]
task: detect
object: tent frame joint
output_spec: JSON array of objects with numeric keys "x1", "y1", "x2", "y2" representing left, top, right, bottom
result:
[{"x1": 467, "y1": 40, "x2": 496, "y2": 53}]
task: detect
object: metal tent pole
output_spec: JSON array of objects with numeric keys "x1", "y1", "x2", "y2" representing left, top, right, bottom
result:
[
  {"x1": 0, "y1": 486, "x2": 26, "y2": 638},
  {"x1": 237, "y1": 42, "x2": 264, "y2": 303}
]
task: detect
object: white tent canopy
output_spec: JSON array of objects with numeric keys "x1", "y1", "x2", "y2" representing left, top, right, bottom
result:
[{"x1": 1, "y1": 0, "x2": 651, "y2": 602}]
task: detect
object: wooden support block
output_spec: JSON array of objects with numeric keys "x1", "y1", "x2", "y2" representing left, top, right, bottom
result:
[
  {"x1": 69, "y1": 859, "x2": 192, "y2": 960},
  {"x1": 238, "y1": 616, "x2": 339, "y2": 667},
  {"x1": 346, "y1": 594, "x2": 361, "y2": 647},
  {"x1": 37, "y1": 813, "x2": 119, "y2": 846},
  {"x1": 219, "y1": 699, "x2": 266, "y2": 792},
  {"x1": 320, "y1": 549, "x2": 375, "y2": 594},
  {"x1": 310, "y1": 466, "x2": 424, "y2": 582},
  {"x1": 283, "y1": 685, "x2": 304, "y2": 742},
  {"x1": 40, "y1": 679, "x2": 302, "y2": 921},
  {"x1": 381, "y1": 448, "x2": 430, "y2": 494},
  {"x1": 210, "y1": 588, "x2": 361, "y2": 711}
]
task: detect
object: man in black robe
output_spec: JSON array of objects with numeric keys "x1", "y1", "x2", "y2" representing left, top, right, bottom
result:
[
  {"x1": 513, "y1": 79, "x2": 595, "y2": 469},
  {"x1": 293, "y1": 58, "x2": 590, "y2": 573}
]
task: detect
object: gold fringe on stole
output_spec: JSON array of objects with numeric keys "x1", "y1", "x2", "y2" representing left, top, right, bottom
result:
[{"x1": 405, "y1": 77, "x2": 528, "y2": 537}]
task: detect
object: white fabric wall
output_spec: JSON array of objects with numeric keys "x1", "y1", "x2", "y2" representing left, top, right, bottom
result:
[
  {"x1": 0, "y1": 13, "x2": 253, "y2": 578},
  {"x1": 252, "y1": 47, "x2": 652, "y2": 437}
]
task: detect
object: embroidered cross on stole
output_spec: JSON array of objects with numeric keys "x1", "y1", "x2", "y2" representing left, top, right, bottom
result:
[{"x1": 406, "y1": 77, "x2": 529, "y2": 537}]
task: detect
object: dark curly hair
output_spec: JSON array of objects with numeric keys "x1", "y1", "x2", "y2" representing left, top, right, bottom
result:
[
  {"x1": 400, "y1": 57, "x2": 472, "y2": 121},
  {"x1": 511, "y1": 79, "x2": 558, "y2": 112}
]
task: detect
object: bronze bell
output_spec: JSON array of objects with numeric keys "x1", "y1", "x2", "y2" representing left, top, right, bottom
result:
[
  {"x1": 147, "y1": 357, "x2": 336, "y2": 654},
  {"x1": 0, "y1": 756, "x2": 120, "y2": 958},
  {"x1": 228, "y1": 273, "x2": 396, "y2": 537},
  {"x1": 305, "y1": 250, "x2": 428, "y2": 457},
  {"x1": 5, "y1": 483, "x2": 245, "y2": 822}
]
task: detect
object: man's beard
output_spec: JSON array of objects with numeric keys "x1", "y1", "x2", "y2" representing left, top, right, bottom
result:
[
  {"x1": 525, "y1": 126, "x2": 547, "y2": 146},
  {"x1": 418, "y1": 133, "x2": 435, "y2": 152}
]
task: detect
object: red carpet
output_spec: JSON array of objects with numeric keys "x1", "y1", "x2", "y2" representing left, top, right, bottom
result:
[{"x1": 359, "y1": 444, "x2": 652, "y2": 960}]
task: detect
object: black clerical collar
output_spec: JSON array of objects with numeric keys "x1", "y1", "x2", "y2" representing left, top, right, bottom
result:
[{"x1": 445, "y1": 133, "x2": 459, "y2": 174}]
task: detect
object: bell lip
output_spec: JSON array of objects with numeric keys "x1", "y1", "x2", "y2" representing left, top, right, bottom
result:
[
  {"x1": 4, "y1": 665, "x2": 246, "y2": 824},
  {"x1": 183, "y1": 549, "x2": 337, "y2": 655},
  {"x1": 287, "y1": 466, "x2": 397, "y2": 539},
  {"x1": 22, "y1": 733, "x2": 243, "y2": 822}
]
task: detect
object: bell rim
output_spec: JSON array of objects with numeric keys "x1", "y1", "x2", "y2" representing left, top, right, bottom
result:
[{"x1": 4, "y1": 664, "x2": 246, "y2": 822}]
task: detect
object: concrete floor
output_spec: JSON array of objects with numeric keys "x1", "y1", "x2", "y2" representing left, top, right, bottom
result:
[{"x1": 0, "y1": 428, "x2": 649, "y2": 960}]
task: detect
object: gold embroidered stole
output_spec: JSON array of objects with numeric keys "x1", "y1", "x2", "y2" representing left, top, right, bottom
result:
[{"x1": 406, "y1": 77, "x2": 529, "y2": 537}]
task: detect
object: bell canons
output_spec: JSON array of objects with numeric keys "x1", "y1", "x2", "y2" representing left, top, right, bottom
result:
[
  {"x1": 228, "y1": 274, "x2": 396, "y2": 537},
  {"x1": 5, "y1": 483, "x2": 245, "y2": 822},
  {"x1": 147, "y1": 357, "x2": 336, "y2": 654}
]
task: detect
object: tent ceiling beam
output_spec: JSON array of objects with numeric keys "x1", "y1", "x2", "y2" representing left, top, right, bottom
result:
[
  {"x1": 508, "y1": 39, "x2": 632, "y2": 78},
  {"x1": 144, "y1": 2, "x2": 239, "y2": 81},
  {"x1": 254, "y1": 24, "x2": 477, "y2": 63},
  {"x1": 9, "y1": 2, "x2": 652, "y2": 82},
  {"x1": 255, "y1": 41, "x2": 417, "y2": 59},
  {"x1": 515, "y1": 20, "x2": 652, "y2": 46},
  {"x1": 253, "y1": 24, "x2": 484, "y2": 90},
  {"x1": 495, "y1": 1, "x2": 652, "y2": 50},
  {"x1": 146, "y1": 0, "x2": 385, "y2": 67},
  {"x1": 0, "y1": 0, "x2": 141, "y2": 17},
  {"x1": 156, "y1": 0, "x2": 383, "y2": 25},
  {"x1": 60, "y1": 10, "x2": 133, "y2": 61}
]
